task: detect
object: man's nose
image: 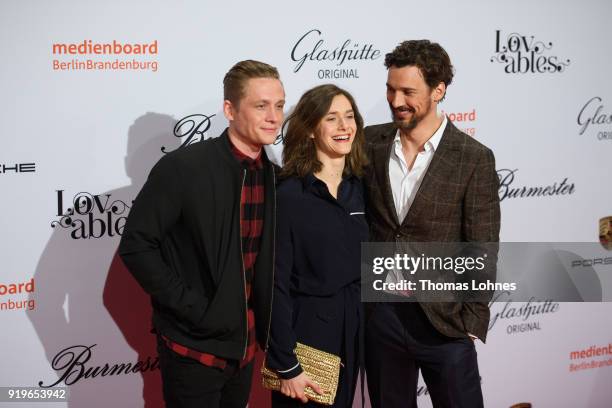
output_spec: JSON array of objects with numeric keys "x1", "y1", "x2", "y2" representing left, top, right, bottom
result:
[
  {"x1": 266, "y1": 106, "x2": 281, "y2": 123},
  {"x1": 390, "y1": 91, "x2": 404, "y2": 108}
]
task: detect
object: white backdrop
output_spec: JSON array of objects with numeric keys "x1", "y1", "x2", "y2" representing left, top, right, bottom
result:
[{"x1": 1, "y1": 0, "x2": 611, "y2": 407}]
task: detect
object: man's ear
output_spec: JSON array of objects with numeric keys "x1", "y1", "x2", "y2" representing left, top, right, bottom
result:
[
  {"x1": 433, "y1": 82, "x2": 446, "y2": 103},
  {"x1": 223, "y1": 99, "x2": 235, "y2": 121}
]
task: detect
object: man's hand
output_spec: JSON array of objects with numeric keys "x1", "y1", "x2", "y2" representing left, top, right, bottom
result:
[{"x1": 280, "y1": 372, "x2": 323, "y2": 403}]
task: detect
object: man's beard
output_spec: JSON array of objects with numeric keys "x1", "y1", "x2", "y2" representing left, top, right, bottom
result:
[
  {"x1": 392, "y1": 112, "x2": 420, "y2": 131},
  {"x1": 390, "y1": 101, "x2": 432, "y2": 131}
]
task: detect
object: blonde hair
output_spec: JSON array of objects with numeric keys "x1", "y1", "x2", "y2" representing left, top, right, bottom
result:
[{"x1": 223, "y1": 60, "x2": 280, "y2": 105}]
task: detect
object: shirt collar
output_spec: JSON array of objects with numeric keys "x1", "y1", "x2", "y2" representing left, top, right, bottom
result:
[
  {"x1": 302, "y1": 172, "x2": 356, "y2": 192},
  {"x1": 229, "y1": 139, "x2": 263, "y2": 170},
  {"x1": 393, "y1": 115, "x2": 447, "y2": 153},
  {"x1": 303, "y1": 173, "x2": 319, "y2": 190}
]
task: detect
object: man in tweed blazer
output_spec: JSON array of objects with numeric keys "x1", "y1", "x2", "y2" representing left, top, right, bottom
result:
[{"x1": 363, "y1": 40, "x2": 500, "y2": 408}]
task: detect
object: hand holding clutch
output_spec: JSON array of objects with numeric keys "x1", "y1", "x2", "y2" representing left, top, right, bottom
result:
[
  {"x1": 280, "y1": 372, "x2": 323, "y2": 403},
  {"x1": 262, "y1": 342, "x2": 341, "y2": 406}
]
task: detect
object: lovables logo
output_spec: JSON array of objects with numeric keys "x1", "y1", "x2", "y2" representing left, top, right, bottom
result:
[
  {"x1": 490, "y1": 30, "x2": 570, "y2": 73},
  {"x1": 51, "y1": 190, "x2": 132, "y2": 239}
]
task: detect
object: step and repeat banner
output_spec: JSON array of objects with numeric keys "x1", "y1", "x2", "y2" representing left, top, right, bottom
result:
[{"x1": 1, "y1": 0, "x2": 611, "y2": 407}]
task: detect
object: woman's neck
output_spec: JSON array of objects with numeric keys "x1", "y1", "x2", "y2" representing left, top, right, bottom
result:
[{"x1": 314, "y1": 156, "x2": 346, "y2": 199}]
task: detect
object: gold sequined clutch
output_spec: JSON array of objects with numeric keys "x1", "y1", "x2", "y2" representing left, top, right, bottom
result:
[{"x1": 261, "y1": 342, "x2": 341, "y2": 406}]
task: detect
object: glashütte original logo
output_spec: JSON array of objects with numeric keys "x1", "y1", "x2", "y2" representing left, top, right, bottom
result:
[
  {"x1": 490, "y1": 30, "x2": 570, "y2": 74},
  {"x1": 489, "y1": 294, "x2": 560, "y2": 335},
  {"x1": 52, "y1": 40, "x2": 159, "y2": 72},
  {"x1": 51, "y1": 190, "x2": 132, "y2": 239},
  {"x1": 290, "y1": 29, "x2": 381, "y2": 79},
  {"x1": 577, "y1": 97, "x2": 612, "y2": 141},
  {"x1": 440, "y1": 108, "x2": 477, "y2": 137},
  {"x1": 497, "y1": 169, "x2": 575, "y2": 201}
]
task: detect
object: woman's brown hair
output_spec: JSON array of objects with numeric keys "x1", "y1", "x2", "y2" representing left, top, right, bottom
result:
[{"x1": 281, "y1": 84, "x2": 368, "y2": 178}]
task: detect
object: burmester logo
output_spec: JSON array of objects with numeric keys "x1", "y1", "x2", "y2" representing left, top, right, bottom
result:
[
  {"x1": 161, "y1": 114, "x2": 217, "y2": 154},
  {"x1": 51, "y1": 190, "x2": 132, "y2": 239},
  {"x1": 162, "y1": 113, "x2": 285, "y2": 152},
  {"x1": 39, "y1": 345, "x2": 158, "y2": 387},
  {"x1": 52, "y1": 40, "x2": 159, "y2": 72},
  {"x1": 290, "y1": 29, "x2": 381, "y2": 79},
  {"x1": 497, "y1": 169, "x2": 576, "y2": 201},
  {"x1": 490, "y1": 30, "x2": 570, "y2": 74}
]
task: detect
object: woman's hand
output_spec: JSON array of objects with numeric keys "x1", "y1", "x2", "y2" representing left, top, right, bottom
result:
[{"x1": 279, "y1": 372, "x2": 323, "y2": 403}]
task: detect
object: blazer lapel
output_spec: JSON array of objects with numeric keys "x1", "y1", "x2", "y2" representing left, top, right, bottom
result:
[{"x1": 371, "y1": 125, "x2": 401, "y2": 226}]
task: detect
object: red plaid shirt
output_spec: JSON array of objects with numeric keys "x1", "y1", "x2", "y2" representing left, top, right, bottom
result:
[{"x1": 163, "y1": 143, "x2": 265, "y2": 369}]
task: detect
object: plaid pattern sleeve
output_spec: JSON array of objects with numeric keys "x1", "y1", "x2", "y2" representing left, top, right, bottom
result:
[{"x1": 162, "y1": 144, "x2": 264, "y2": 369}]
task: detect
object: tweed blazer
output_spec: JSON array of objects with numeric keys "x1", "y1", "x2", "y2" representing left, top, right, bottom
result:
[{"x1": 363, "y1": 120, "x2": 501, "y2": 341}]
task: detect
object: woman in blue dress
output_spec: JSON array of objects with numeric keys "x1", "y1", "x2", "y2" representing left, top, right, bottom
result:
[{"x1": 266, "y1": 84, "x2": 369, "y2": 407}]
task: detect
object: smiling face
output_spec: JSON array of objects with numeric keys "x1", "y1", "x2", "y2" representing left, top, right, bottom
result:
[
  {"x1": 313, "y1": 94, "x2": 357, "y2": 161},
  {"x1": 386, "y1": 65, "x2": 444, "y2": 131},
  {"x1": 224, "y1": 77, "x2": 285, "y2": 153}
]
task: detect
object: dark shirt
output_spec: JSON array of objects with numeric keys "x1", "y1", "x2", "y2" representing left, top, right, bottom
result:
[{"x1": 267, "y1": 173, "x2": 368, "y2": 378}]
